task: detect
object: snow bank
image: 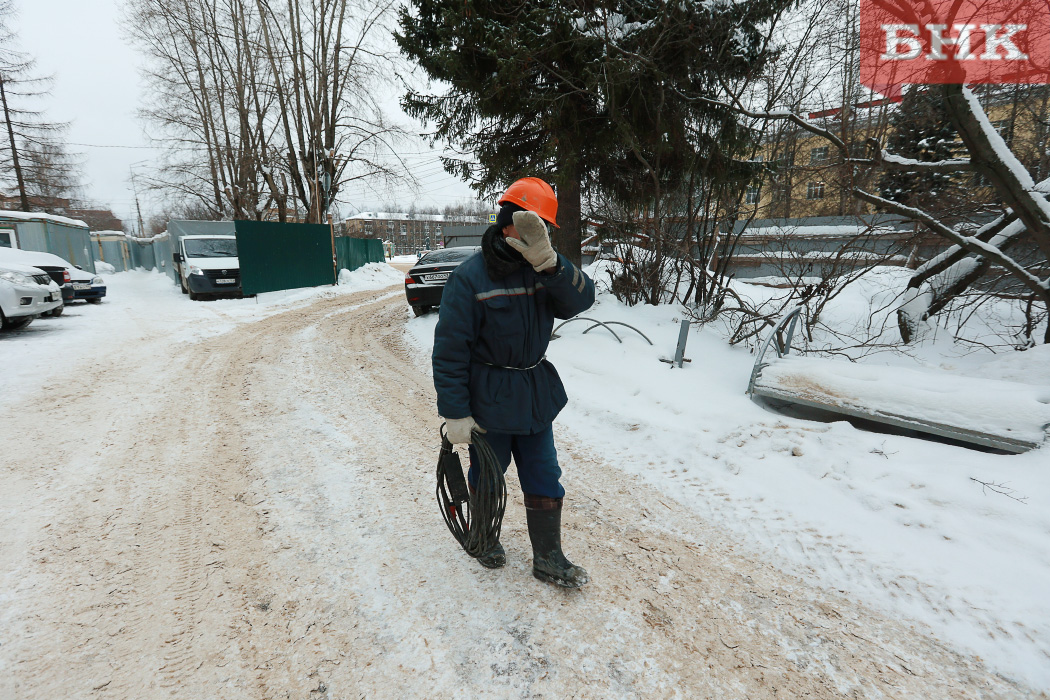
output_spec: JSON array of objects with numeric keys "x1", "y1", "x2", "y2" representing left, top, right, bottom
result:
[{"x1": 338, "y1": 262, "x2": 404, "y2": 291}]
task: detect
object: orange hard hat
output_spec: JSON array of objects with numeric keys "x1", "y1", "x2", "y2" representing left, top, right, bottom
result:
[{"x1": 498, "y1": 177, "x2": 559, "y2": 228}]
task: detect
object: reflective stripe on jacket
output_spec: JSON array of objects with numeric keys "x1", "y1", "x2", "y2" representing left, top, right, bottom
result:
[{"x1": 432, "y1": 248, "x2": 595, "y2": 435}]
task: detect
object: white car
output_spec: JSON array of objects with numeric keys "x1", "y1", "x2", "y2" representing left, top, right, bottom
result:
[
  {"x1": 0, "y1": 262, "x2": 63, "y2": 330},
  {"x1": 0, "y1": 247, "x2": 106, "y2": 306}
]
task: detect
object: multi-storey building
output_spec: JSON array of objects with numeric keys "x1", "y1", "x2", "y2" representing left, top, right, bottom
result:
[
  {"x1": 340, "y1": 212, "x2": 487, "y2": 255},
  {"x1": 742, "y1": 87, "x2": 1050, "y2": 221}
]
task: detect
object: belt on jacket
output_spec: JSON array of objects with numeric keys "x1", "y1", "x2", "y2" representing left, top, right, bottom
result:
[{"x1": 477, "y1": 355, "x2": 546, "y2": 371}]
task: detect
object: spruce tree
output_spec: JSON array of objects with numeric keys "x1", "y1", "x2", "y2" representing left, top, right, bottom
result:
[
  {"x1": 396, "y1": 0, "x2": 793, "y2": 265},
  {"x1": 878, "y1": 86, "x2": 965, "y2": 216}
]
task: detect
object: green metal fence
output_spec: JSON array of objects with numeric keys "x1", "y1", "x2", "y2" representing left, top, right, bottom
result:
[
  {"x1": 334, "y1": 237, "x2": 385, "y2": 273},
  {"x1": 235, "y1": 221, "x2": 335, "y2": 295}
]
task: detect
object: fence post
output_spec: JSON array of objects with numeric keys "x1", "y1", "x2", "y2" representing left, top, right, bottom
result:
[{"x1": 673, "y1": 320, "x2": 690, "y2": 368}]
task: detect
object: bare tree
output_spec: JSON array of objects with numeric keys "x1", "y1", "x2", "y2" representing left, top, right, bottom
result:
[
  {"x1": 0, "y1": 1, "x2": 82, "y2": 211},
  {"x1": 126, "y1": 0, "x2": 410, "y2": 223}
]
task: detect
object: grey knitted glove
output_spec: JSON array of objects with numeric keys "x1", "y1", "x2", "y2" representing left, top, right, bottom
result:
[
  {"x1": 505, "y1": 210, "x2": 558, "y2": 272},
  {"x1": 444, "y1": 416, "x2": 486, "y2": 445}
]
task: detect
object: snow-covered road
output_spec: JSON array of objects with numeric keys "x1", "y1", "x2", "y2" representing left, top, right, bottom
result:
[{"x1": 0, "y1": 269, "x2": 1041, "y2": 698}]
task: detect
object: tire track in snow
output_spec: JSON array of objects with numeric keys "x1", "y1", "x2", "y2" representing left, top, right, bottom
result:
[{"x1": 216, "y1": 290, "x2": 1037, "y2": 698}]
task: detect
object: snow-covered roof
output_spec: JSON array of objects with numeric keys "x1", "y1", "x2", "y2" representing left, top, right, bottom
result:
[
  {"x1": 0, "y1": 209, "x2": 89, "y2": 229},
  {"x1": 741, "y1": 224, "x2": 899, "y2": 239},
  {"x1": 346, "y1": 211, "x2": 448, "y2": 222},
  {"x1": 128, "y1": 231, "x2": 169, "y2": 243}
]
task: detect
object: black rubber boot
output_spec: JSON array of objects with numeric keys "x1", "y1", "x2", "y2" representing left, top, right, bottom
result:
[
  {"x1": 524, "y1": 495, "x2": 589, "y2": 588},
  {"x1": 477, "y1": 541, "x2": 506, "y2": 569}
]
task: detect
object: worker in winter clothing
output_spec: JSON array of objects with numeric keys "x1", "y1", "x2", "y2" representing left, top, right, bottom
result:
[{"x1": 432, "y1": 177, "x2": 595, "y2": 588}]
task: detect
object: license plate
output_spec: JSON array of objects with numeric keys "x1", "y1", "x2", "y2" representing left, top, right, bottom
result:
[
  {"x1": 73, "y1": 283, "x2": 90, "y2": 290},
  {"x1": 423, "y1": 272, "x2": 449, "y2": 283},
  {"x1": 215, "y1": 278, "x2": 236, "y2": 284}
]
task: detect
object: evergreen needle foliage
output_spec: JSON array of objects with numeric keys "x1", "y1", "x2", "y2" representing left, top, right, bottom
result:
[{"x1": 397, "y1": 0, "x2": 797, "y2": 264}]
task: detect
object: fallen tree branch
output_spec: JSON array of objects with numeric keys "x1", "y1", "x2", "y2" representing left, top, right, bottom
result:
[
  {"x1": 854, "y1": 189, "x2": 1050, "y2": 300},
  {"x1": 969, "y1": 477, "x2": 1028, "y2": 504}
]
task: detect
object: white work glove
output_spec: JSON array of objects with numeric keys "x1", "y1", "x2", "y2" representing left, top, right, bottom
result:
[
  {"x1": 444, "y1": 416, "x2": 486, "y2": 445},
  {"x1": 505, "y1": 210, "x2": 558, "y2": 272}
]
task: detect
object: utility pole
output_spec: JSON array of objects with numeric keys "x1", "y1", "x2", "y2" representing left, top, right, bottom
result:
[
  {"x1": 0, "y1": 74, "x2": 31, "y2": 213},
  {"x1": 129, "y1": 166, "x2": 146, "y2": 237}
]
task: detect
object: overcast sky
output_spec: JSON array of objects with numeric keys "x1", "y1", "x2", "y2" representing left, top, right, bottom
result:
[{"x1": 15, "y1": 0, "x2": 476, "y2": 230}]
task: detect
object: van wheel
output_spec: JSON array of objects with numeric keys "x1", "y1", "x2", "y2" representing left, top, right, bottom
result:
[
  {"x1": 180, "y1": 278, "x2": 189, "y2": 294},
  {"x1": 48, "y1": 305, "x2": 64, "y2": 317}
]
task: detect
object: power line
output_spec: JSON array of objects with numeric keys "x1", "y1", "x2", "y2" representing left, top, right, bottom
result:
[{"x1": 68, "y1": 142, "x2": 158, "y2": 149}]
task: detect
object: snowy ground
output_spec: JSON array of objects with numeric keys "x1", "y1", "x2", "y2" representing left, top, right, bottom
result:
[
  {"x1": 0, "y1": 259, "x2": 1046, "y2": 697},
  {"x1": 405, "y1": 262, "x2": 1050, "y2": 689}
]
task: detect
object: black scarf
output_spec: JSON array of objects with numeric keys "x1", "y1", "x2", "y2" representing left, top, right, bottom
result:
[{"x1": 481, "y1": 224, "x2": 527, "y2": 280}]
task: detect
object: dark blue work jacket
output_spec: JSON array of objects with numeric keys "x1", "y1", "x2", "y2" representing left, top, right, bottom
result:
[{"x1": 432, "y1": 250, "x2": 596, "y2": 435}]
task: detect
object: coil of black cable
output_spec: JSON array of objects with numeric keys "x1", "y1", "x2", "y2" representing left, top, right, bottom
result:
[{"x1": 435, "y1": 426, "x2": 506, "y2": 558}]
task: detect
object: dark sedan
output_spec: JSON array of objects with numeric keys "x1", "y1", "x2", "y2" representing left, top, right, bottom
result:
[{"x1": 404, "y1": 246, "x2": 480, "y2": 316}]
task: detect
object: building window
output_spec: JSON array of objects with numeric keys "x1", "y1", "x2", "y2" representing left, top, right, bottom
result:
[
  {"x1": 809, "y1": 146, "x2": 829, "y2": 164},
  {"x1": 775, "y1": 152, "x2": 794, "y2": 168},
  {"x1": 745, "y1": 185, "x2": 761, "y2": 205},
  {"x1": 806, "y1": 181, "x2": 826, "y2": 200}
]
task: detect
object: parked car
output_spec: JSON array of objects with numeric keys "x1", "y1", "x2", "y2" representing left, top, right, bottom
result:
[
  {"x1": 0, "y1": 248, "x2": 106, "y2": 308},
  {"x1": 404, "y1": 246, "x2": 480, "y2": 317},
  {"x1": 0, "y1": 262, "x2": 63, "y2": 330},
  {"x1": 0, "y1": 247, "x2": 73, "y2": 310},
  {"x1": 68, "y1": 264, "x2": 107, "y2": 304}
]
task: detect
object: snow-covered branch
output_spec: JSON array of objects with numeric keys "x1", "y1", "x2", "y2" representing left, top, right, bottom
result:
[
  {"x1": 876, "y1": 149, "x2": 974, "y2": 173},
  {"x1": 854, "y1": 189, "x2": 1049, "y2": 298}
]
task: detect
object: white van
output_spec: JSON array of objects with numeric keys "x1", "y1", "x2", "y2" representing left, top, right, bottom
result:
[{"x1": 172, "y1": 234, "x2": 242, "y2": 301}]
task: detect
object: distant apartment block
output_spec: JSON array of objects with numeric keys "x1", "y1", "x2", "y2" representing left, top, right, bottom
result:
[{"x1": 340, "y1": 212, "x2": 487, "y2": 255}]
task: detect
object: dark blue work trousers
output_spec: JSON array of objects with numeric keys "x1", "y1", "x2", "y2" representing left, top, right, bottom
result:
[{"x1": 468, "y1": 424, "x2": 565, "y2": 499}]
